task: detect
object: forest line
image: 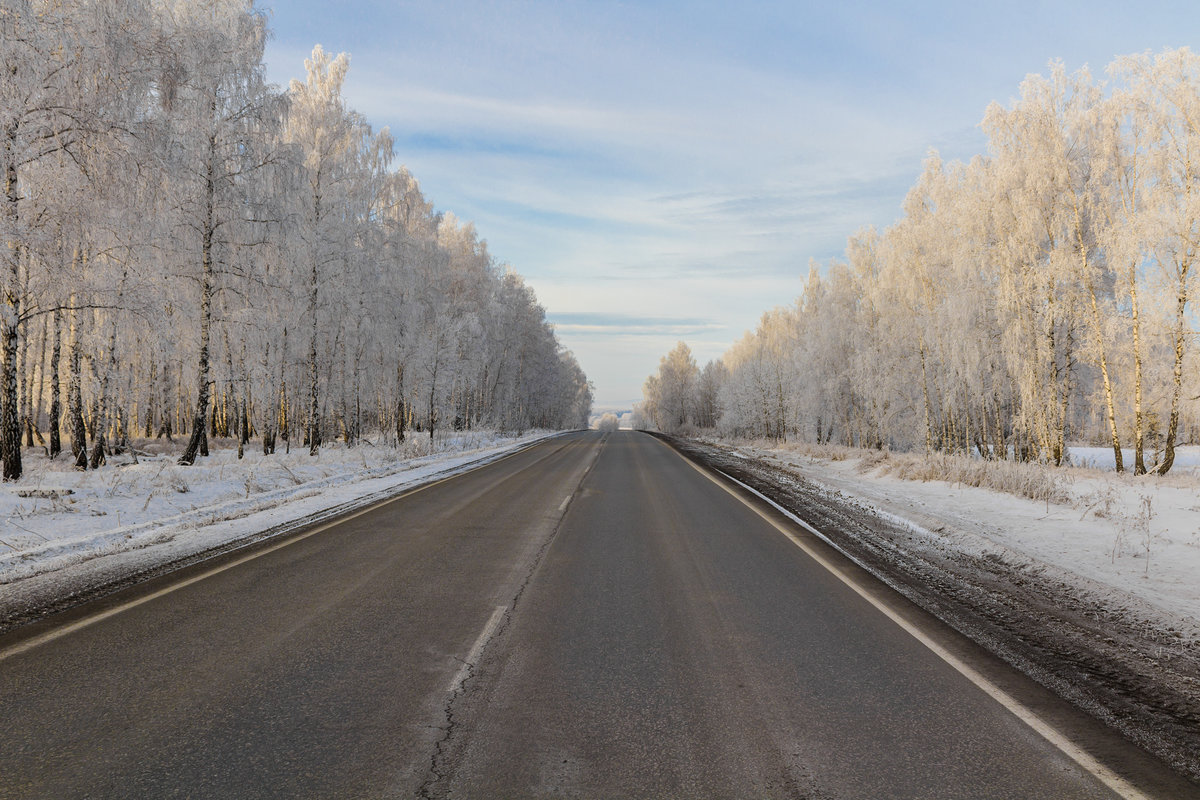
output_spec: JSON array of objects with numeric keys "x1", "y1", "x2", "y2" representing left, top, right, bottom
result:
[
  {"x1": 641, "y1": 49, "x2": 1200, "y2": 475},
  {"x1": 0, "y1": 0, "x2": 592, "y2": 481}
]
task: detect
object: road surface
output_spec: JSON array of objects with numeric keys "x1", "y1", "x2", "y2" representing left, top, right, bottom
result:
[{"x1": 0, "y1": 431, "x2": 1190, "y2": 798}]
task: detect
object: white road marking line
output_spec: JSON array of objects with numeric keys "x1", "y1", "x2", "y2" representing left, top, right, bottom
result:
[
  {"x1": 447, "y1": 605, "x2": 507, "y2": 695},
  {"x1": 558, "y1": 496, "x2": 571, "y2": 512},
  {"x1": 676, "y1": 451, "x2": 1153, "y2": 800},
  {"x1": 0, "y1": 440, "x2": 554, "y2": 664},
  {"x1": 0, "y1": 515, "x2": 367, "y2": 663}
]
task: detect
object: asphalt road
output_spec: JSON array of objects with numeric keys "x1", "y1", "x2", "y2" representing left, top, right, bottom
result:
[{"x1": 0, "y1": 431, "x2": 1178, "y2": 798}]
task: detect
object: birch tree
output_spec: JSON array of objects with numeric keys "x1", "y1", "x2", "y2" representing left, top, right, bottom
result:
[
  {"x1": 283, "y1": 45, "x2": 368, "y2": 456},
  {"x1": 1112, "y1": 48, "x2": 1200, "y2": 475},
  {"x1": 0, "y1": 6, "x2": 591, "y2": 475},
  {"x1": 0, "y1": 0, "x2": 148, "y2": 478},
  {"x1": 162, "y1": 1, "x2": 284, "y2": 465},
  {"x1": 642, "y1": 341, "x2": 698, "y2": 433}
]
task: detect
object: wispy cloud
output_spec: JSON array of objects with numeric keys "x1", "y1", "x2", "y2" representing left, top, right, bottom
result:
[{"x1": 548, "y1": 312, "x2": 726, "y2": 338}]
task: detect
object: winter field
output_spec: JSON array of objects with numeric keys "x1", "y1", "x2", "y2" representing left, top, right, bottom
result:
[
  {"x1": 722, "y1": 439, "x2": 1200, "y2": 636},
  {"x1": 0, "y1": 430, "x2": 559, "y2": 609}
]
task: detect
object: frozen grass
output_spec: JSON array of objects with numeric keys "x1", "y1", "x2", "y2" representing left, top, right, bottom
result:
[
  {"x1": 869, "y1": 451, "x2": 1071, "y2": 505},
  {"x1": 712, "y1": 438, "x2": 1072, "y2": 504},
  {"x1": 715, "y1": 437, "x2": 1200, "y2": 629}
]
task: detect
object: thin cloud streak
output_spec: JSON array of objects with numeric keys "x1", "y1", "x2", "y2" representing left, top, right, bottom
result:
[
  {"x1": 553, "y1": 324, "x2": 727, "y2": 336},
  {"x1": 549, "y1": 311, "x2": 727, "y2": 338}
]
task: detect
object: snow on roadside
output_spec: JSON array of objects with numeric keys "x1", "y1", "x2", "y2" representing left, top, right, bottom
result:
[
  {"x1": 1, "y1": 430, "x2": 560, "y2": 588},
  {"x1": 730, "y1": 442, "x2": 1200, "y2": 632}
]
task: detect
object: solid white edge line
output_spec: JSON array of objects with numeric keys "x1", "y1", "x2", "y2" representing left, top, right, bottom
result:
[
  {"x1": 0, "y1": 436, "x2": 562, "y2": 664},
  {"x1": 677, "y1": 452, "x2": 1152, "y2": 800},
  {"x1": 447, "y1": 605, "x2": 507, "y2": 695}
]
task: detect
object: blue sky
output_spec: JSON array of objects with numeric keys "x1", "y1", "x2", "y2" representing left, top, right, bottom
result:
[{"x1": 262, "y1": 0, "x2": 1200, "y2": 409}]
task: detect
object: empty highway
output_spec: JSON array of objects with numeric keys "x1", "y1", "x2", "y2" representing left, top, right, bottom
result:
[{"x1": 0, "y1": 431, "x2": 1187, "y2": 798}]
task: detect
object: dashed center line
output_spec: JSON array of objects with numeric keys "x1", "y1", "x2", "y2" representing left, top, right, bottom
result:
[{"x1": 447, "y1": 605, "x2": 507, "y2": 695}]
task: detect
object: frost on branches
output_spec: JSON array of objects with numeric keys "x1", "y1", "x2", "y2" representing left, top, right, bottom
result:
[
  {"x1": 643, "y1": 50, "x2": 1200, "y2": 475},
  {"x1": 0, "y1": 1, "x2": 591, "y2": 481}
]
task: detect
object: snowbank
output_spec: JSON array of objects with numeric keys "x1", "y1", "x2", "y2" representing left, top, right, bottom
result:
[{"x1": 732, "y1": 441, "x2": 1200, "y2": 630}]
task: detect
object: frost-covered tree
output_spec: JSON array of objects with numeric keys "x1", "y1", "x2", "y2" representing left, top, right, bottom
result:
[
  {"x1": 0, "y1": 5, "x2": 590, "y2": 479},
  {"x1": 693, "y1": 358, "x2": 726, "y2": 429},
  {"x1": 644, "y1": 49, "x2": 1200, "y2": 473},
  {"x1": 283, "y1": 45, "x2": 367, "y2": 455},
  {"x1": 153, "y1": 0, "x2": 285, "y2": 466},
  {"x1": 642, "y1": 341, "x2": 699, "y2": 433},
  {"x1": 1111, "y1": 48, "x2": 1200, "y2": 474},
  {"x1": 0, "y1": 0, "x2": 153, "y2": 478}
]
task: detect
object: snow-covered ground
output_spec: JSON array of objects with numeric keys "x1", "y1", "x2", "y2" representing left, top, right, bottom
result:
[
  {"x1": 733, "y1": 442, "x2": 1200, "y2": 632},
  {"x1": 0, "y1": 430, "x2": 559, "y2": 591}
]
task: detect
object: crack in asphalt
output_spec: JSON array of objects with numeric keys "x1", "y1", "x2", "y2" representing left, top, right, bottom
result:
[{"x1": 415, "y1": 435, "x2": 608, "y2": 799}]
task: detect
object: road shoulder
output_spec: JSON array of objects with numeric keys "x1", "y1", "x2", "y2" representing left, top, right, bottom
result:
[
  {"x1": 0, "y1": 432, "x2": 562, "y2": 636},
  {"x1": 659, "y1": 434, "x2": 1200, "y2": 793}
]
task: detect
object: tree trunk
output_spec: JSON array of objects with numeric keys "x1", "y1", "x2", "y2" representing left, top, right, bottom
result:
[
  {"x1": 145, "y1": 357, "x2": 156, "y2": 437},
  {"x1": 91, "y1": 254, "x2": 135, "y2": 467},
  {"x1": 179, "y1": 159, "x2": 217, "y2": 466},
  {"x1": 68, "y1": 289, "x2": 88, "y2": 469},
  {"x1": 262, "y1": 338, "x2": 276, "y2": 455},
  {"x1": 49, "y1": 308, "x2": 62, "y2": 458},
  {"x1": 918, "y1": 337, "x2": 933, "y2": 455},
  {"x1": 155, "y1": 356, "x2": 170, "y2": 440},
  {"x1": 239, "y1": 340, "x2": 252, "y2": 448},
  {"x1": 427, "y1": 357, "x2": 438, "y2": 441},
  {"x1": 1086, "y1": 282, "x2": 1123, "y2": 472},
  {"x1": 351, "y1": 342, "x2": 362, "y2": 446},
  {"x1": 0, "y1": 311, "x2": 19, "y2": 480},
  {"x1": 394, "y1": 362, "x2": 406, "y2": 444},
  {"x1": 1075, "y1": 203, "x2": 1123, "y2": 472},
  {"x1": 1156, "y1": 258, "x2": 1190, "y2": 476},
  {"x1": 428, "y1": 382, "x2": 436, "y2": 440},
  {"x1": 307, "y1": 263, "x2": 320, "y2": 456},
  {"x1": 1129, "y1": 264, "x2": 1147, "y2": 475},
  {"x1": 278, "y1": 326, "x2": 289, "y2": 447},
  {"x1": 2, "y1": 144, "x2": 23, "y2": 480},
  {"x1": 30, "y1": 313, "x2": 46, "y2": 447},
  {"x1": 17, "y1": 257, "x2": 39, "y2": 449},
  {"x1": 18, "y1": 307, "x2": 30, "y2": 449}
]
